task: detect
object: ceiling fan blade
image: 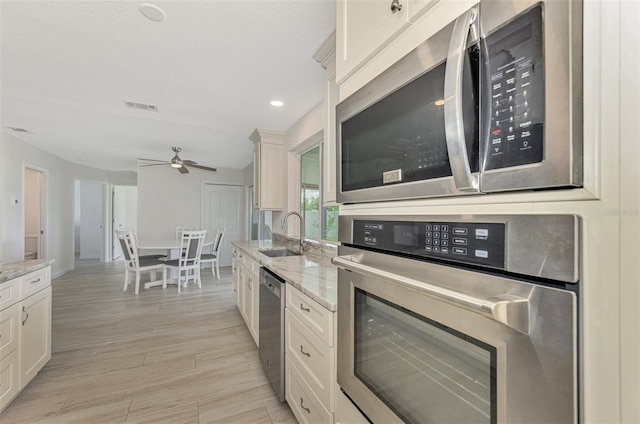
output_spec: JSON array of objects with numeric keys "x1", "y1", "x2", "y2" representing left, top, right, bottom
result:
[
  {"x1": 139, "y1": 163, "x2": 170, "y2": 167},
  {"x1": 182, "y1": 159, "x2": 198, "y2": 166},
  {"x1": 137, "y1": 158, "x2": 168, "y2": 162},
  {"x1": 187, "y1": 163, "x2": 218, "y2": 173},
  {"x1": 177, "y1": 165, "x2": 189, "y2": 174}
]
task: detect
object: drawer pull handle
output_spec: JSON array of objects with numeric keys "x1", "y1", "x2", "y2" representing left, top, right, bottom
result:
[
  {"x1": 22, "y1": 306, "x2": 29, "y2": 325},
  {"x1": 300, "y1": 345, "x2": 311, "y2": 357},
  {"x1": 31, "y1": 278, "x2": 41, "y2": 284},
  {"x1": 300, "y1": 303, "x2": 310, "y2": 312},
  {"x1": 390, "y1": 0, "x2": 403, "y2": 13},
  {"x1": 300, "y1": 397, "x2": 311, "y2": 414}
]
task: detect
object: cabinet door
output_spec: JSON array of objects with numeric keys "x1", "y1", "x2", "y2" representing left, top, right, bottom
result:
[
  {"x1": 0, "y1": 349, "x2": 20, "y2": 413},
  {"x1": 20, "y1": 286, "x2": 51, "y2": 389},
  {"x1": 244, "y1": 271, "x2": 258, "y2": 345},
  {"x1": 250, "y1": 271, "x2": 260, "y2": 346},
  {"x1": 0, "y1": 303, "x2": 20, "y2": 360},
  {"x1": 232, "y1": 259, "x2": 241, "y2": 308},
  {"x1": 336, "y1": 0, "x2": 411, "y2": 83},
  {"x1": 237, "y1": 267, "x2": 247, "y2": 321},
  {"x1": 407, "y1": 0, "x2": 441, "y2": 22},
  {"x1": 258, "y1": 143, "x2": 284, "y2": 210}
]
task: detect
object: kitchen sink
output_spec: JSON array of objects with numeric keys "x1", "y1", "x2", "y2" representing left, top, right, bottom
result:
[{"x1": 259, "y1": 249, "x2": 301, "y2": 258}]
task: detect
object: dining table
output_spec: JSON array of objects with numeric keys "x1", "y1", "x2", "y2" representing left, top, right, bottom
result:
[{"x1": 137, "y1": 237, "x2": 215, "y2": 289}]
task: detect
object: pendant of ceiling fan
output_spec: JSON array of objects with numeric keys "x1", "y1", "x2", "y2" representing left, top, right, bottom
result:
[{"x1": 137, "y1": 146, "x2": 217, "y2": 174}]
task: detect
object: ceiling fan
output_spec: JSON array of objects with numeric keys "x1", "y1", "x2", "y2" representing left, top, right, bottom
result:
[{"x1": 138, "y1": 147, "x2": 217, "y2": 174}]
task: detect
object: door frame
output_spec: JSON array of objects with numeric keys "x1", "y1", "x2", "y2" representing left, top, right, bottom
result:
[{"x1": 22, "y1": 163, "x2": 49, "y2": 261}]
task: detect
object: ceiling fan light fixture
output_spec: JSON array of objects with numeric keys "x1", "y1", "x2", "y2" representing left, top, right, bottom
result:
[{"x1": 170, "y1": 162, "x2": 182, "y2": 168}]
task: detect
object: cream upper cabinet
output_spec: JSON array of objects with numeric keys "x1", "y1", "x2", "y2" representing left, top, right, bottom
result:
[
  {"x1": 336, "y1": 0, "x2": 411, "y2": 83},
  {"x1": 314, "y1": 32, "x2": 339, "y2": 205},
  {"x1": 407, "y1": 0, "x2": 441, "y2": 22},
  {"x1": 249, "y1": 129, "x2": 284, "y2": 211}
]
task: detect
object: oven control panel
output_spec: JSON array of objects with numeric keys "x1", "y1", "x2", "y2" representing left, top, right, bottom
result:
[{"x1": 354, "y1": 220, "x2": 506, "y2": 269}]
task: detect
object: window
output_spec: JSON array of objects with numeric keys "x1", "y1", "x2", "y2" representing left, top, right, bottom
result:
[{"x1": 300, "y1": 145, "x2": 338, "y2": 243}]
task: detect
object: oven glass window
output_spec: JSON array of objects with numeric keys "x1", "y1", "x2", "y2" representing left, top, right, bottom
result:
[{"x1": 354, "y1": 289, "x2": 496, "y2": 424}]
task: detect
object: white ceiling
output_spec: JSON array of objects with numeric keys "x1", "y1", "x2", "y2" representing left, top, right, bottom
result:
[{"x1": 0, "y1": 0, "x2": 335, "y2": 172}]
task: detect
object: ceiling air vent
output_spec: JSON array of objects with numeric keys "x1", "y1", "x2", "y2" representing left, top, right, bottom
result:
[
  {"x1": 8, "y1": 126, "x2": 29, "y2": 132},
  {"x1": 124, "y1": 101, "x2": 158, "y2": 112}
]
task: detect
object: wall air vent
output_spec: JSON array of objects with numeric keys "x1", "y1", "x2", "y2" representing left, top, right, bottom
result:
[{"x1": 124, "y1": 101, "x2": 158, "y2": 112}]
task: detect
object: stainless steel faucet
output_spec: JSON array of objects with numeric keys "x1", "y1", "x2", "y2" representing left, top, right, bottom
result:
[{"x1": 282, "y1": 211, "x2": 305, "y2": 252}]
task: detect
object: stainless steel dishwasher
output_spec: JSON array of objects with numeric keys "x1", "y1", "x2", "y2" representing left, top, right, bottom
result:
[{"x1": 258, "y1": 267, "x2": 286, "y2": 402}]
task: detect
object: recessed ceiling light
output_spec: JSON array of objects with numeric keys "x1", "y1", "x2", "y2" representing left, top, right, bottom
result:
[
  {"x1": 434, "y1": 99, "x2": 445, "y2": 106},
  {"x1": 270, "y1": 100, "x2": 284, "y2": 107},
  {"x1": 139, "y1": 3, "x2": 166, "y2": 22}
]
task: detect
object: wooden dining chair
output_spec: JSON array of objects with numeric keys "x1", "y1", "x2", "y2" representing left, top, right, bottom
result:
[
  {"x1": 201, "y1": 228, "x2": 225, "y2": 279},
  {"x1": 116, "y1": 229, "x2": 166, "y2": 295},
  {"x1": 163, "y1": 230, "x2": 207, "y2": 293}
]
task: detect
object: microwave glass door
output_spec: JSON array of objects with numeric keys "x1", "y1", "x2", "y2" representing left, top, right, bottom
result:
[
  {"x1": 340, "y1": 46, "x2": 480, "y2": 193},
  {"x1": 354, "y1": 288, "x2": 497, "y2": 424}
]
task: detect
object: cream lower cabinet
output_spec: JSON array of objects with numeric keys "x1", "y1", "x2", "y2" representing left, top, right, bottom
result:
[
  {"x1": 0, "y1": 266, "x2": 52, "y2": 413},
  {"x1": 285, "y1": 284, "x2": 336, "y2": 423},
  {"x1": 232, "y1": 248, "x2": 260, "y2": 347}
]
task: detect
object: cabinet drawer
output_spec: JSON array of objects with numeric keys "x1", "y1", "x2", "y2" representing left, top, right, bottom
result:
[
  {"x1": 286, "y1": 310, "x2": 335, "y2": 410},
  {"x1": 0, "y1": 303, "x2": 20, "y2": 360},
  {"x1": 286, "y1": 357, "x2": 332, "y2": 424},
  {"x1": 0, "y1": 348, "x2": 20, "y2": 413},
  {"x1": 287, "y1": 285, "x2": 334, "y2": 347},
  {"x1": 21, "y1": 268, "x2": 51, "y2": 299},
  {"x1": 0, "y1": 278, "x2": 21, "y2": 310}
]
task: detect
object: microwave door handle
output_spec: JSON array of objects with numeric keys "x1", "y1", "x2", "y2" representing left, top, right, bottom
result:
[
  {"x1": 444, "y1": 6, "x2": 479, "y2": 192},
  {"x1": 332, "y1": 255, "x2": 530, "y2": 335}
]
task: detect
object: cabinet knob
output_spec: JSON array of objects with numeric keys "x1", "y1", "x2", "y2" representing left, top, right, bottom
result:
[{"x1": 390, "y1": 0, "x2": 403, "y2": 13}]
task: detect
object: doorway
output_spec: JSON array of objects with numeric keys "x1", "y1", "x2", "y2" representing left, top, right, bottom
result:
[
  {"x1": 74, "y1": 180, "x2": 107, "y2": 262},
  {"x1": 111, "y1": 186, "x2": 137, "y2": 260},
  {"x1": 201, "y1": 184, "x2": 244, "y2": 267},
  {"x1": 23, "y1": 166, "x2": 47, "y2": 260}
]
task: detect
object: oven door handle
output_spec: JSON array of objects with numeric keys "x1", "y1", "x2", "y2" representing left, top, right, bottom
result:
[
  {"x1": 444, "y1": 6, "x2": 480, "y2": 193},
  {"x1": 332, "y1": 255, "x2": 530, "y2": 335}
]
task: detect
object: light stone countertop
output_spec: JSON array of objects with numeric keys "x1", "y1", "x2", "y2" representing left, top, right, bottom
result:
[
  {"x1": 232, "y1": 240, "x2": 338, "y2": 312},
  {"x1": 0, "y1": 259, "x2": 54, "y2": 284}
]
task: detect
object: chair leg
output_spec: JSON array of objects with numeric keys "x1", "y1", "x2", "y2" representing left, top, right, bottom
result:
[
  {"x1": 135, "y1": 271, "x2": 141, "y2": 295},
  {"x1": 123, "y1": 268, "x2": 130, "y2": 291},
  {"x1": 162, "y1": 266, "x2": 167, "y2": 289},
  {"x1": 177, "y1": 270, "x2": 181, "y2": 294},
  {"x1": 215, "y1": 260, "x2": 220, "y2": 280},
  {"x1": 196, "y1": 267, "x2": 202, "y2": 288}
]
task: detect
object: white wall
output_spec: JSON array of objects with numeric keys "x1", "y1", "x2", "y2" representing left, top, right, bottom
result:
[
  {"x1": 0, "y1": 132, "x2": 136, "y2": 277},
  {"x1": 137, "y1": 164, "x2": 244, "y2": 241},
  {"x1": 276, "y1": 102, "x2": 324, "y2": 236}
]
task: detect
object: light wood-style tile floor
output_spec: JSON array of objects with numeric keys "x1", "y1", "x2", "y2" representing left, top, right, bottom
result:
[{"x1": 1, "y1": 261, "x2": 296, "y2": 424}]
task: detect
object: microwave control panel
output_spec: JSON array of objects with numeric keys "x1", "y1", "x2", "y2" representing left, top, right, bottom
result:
[
  {"x1": 483, "y1": 4, "x2": 544, "y2": 171},
  {"x1": 353, "y1": 220, "x2": 506, "y2": 269}
]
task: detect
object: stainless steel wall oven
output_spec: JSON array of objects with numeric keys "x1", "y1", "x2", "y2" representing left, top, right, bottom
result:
[
  {"x1": 336, "y1": 0, "x2": 582, "y2": 204},
  {"x1": 333, "y1": 214, "x2": 579, "y2": 423}
]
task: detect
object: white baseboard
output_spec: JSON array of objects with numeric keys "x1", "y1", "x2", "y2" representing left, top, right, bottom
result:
[{"x1": 52, "y1": 266, "x2": 73, "y2": 279}]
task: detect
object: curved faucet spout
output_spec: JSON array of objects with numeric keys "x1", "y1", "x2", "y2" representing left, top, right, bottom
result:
[{"x1": 282, "y1": 211, "x2": 305, "y2": 251}]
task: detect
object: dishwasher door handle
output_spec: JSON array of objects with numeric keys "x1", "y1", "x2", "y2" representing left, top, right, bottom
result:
[{"x1": 262, "y1": 279, "x2": 281, "y2": 298}]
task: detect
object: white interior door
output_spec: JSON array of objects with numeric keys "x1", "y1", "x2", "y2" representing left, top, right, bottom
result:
[
  {"x1": 24, "y1": 167, "x2": 44, "y2": 260},
  {"x1": 112, "y1": 186, "x2": 138, "y2": 260},
  {"x1": 77, "y1": 180, "x2": 106, "y2": 261},
  {"x1": 201, "y1": 184, "x2": 244, "y2": 267}
]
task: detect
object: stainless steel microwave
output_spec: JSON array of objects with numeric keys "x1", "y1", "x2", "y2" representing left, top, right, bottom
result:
[{"x1": 336, "y1": 0, "x2": 582, "y2": 204}]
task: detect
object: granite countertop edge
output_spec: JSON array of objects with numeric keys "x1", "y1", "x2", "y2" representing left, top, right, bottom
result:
[
  {"x1": 232, "y1": 241, "x2": 337, "y2": 312},
  {"x1": 0, "y1": 259, "x2": 55, "y2": 284}
]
